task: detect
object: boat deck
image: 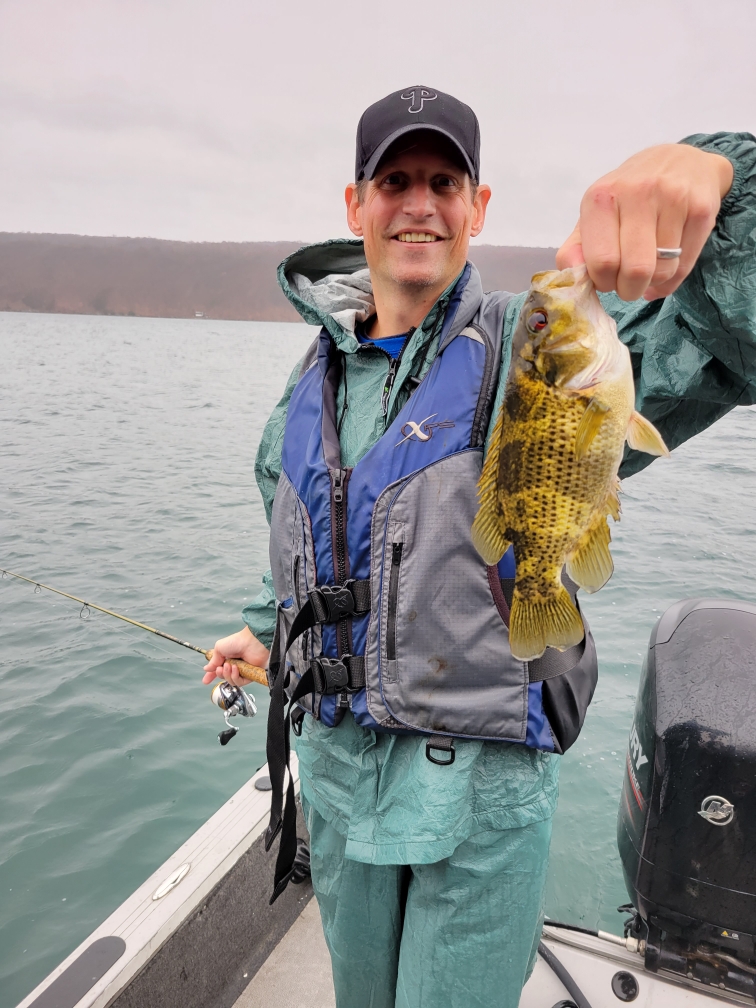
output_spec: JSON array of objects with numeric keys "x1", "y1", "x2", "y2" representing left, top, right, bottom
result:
[
  {"x1": 233, "y1": 899, "x2": 334, "y2": 1008},
  {"x1": 17, "y1": 761, "x2": 748, "y2": 1008}
]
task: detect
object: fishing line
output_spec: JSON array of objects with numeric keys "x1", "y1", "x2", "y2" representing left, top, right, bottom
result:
[
  {"x1": 83, "y1": 611, "x2": 203, "y2": 669},
  {"x1": 0, "y1": 588, "x2": 199, "y2": 670},
  {"x1": 0, "y1": 567, "x2": 267, "y2": 685},
  {"x1": 1, "y1": 566, "x2": 264, "y2": 745}
]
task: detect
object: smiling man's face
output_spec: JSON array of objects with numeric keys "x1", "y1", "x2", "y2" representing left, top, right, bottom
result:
[{"x1": 346, "y1": 135, "x2": 490, "y2": 294}]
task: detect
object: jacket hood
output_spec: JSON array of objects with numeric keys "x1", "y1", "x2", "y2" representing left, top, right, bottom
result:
[
  {"x1": 278, "y1": 239, "x2": 370, "y2": 350},
  {"x1": 277, "y1": 238, "x2": 485, "y2": 352}
]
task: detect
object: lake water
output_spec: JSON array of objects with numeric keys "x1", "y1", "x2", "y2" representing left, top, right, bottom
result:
[{"x1": 2, "y1": 310, "x2": 756, "y2": 1005}]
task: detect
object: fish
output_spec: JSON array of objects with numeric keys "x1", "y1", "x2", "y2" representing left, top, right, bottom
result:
[{"x1": 471, "y1": 264, "x2": 669, "y2": 661}]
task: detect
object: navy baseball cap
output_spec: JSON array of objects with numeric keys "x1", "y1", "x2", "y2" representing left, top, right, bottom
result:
[{"x1": 355, "y1": 86, "x2": 480, "y2": 182}]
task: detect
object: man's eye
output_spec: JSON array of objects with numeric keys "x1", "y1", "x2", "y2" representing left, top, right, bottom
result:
[
  {"x1": 382, "y1": 174, "x2": 403, "y2": 186},
  {"x1": 435, "y1": 176, "x2": 455, "y2": 187}
]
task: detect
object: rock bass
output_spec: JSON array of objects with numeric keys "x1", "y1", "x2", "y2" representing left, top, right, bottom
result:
[{"x1": 471, "y1": 264, "x2": 668, "y2": 661}]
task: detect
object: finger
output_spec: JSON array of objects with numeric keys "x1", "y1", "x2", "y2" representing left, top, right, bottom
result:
[
  {"x1": 611, "y1": 187, "x2": 662, "y2": 300},
  {"x1": 644, "y1": 201, "x2": 717, "y2": 300},
  {"x1": 202, "y1": 668, "x2": 220, "y2": 684},
  {"x1": 646, "y1": 196, "x2": 687, "y2": 291},
  {"x1": 229, "y1": 664, "x2": 246, "y2": 688},
  {"x1": 556, "y1": 223, "x2": 584, "y2": 270},
  {"x1": 579, "y1": 182, "x2": 621, "y2": 293},
  {"x1": 204, "y1": 646, "x2": 226, "y2": 671}
]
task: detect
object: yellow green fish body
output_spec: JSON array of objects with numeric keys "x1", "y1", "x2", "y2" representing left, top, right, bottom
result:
[{"x1": 472, "y1": 265, "x2": 668, "y2": 661}]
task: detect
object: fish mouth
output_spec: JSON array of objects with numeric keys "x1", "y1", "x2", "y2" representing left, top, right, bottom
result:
[{"x1": 392, "y1": 231, "x2": 444, "y2": 243}]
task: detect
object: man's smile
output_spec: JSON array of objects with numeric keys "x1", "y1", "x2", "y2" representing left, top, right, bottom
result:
[{"x1": 393, "y1": 232, "x2": 443, "y2": 242}]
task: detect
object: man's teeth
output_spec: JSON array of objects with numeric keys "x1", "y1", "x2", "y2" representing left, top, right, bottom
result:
[{"x1": 396, "y1": 232, "x2": 440, "y2": 242}]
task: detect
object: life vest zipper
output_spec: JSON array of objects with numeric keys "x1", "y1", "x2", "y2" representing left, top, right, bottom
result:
[
  {"x1": 330, "y1": 467, "x2": 352, "y2": 666},
  {"x1": 386, "y1": 542, "x2": 403, "y2": 661}
]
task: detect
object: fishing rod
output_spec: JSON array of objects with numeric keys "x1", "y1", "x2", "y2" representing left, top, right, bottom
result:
[{"x1": 1, "y1": 567, "x2": 267, "y2": 745}]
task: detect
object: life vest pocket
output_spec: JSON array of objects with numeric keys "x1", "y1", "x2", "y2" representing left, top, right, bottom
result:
[{"x1": 365, "y1": 451, "x2": 530, "y2": 742}]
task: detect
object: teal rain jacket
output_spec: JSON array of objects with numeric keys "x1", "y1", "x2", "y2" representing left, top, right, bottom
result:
[{"x1": 244, "y1": 132, "x2": 756, "y2": 866}]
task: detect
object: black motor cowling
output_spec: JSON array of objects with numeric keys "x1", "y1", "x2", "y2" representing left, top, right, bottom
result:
[{"x1": 618, "y1": 598, "x2": 756, "y2": 998}]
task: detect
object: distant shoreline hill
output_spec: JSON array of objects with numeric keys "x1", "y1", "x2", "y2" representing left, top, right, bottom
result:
[{"x1": 0, "y1": 233, "x2": 556, "y2": 322}]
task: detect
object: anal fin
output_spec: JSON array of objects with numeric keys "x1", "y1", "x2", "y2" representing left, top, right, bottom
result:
[
  {"x1": 626, "y1": 411, "x2": 669, "y2": 457},
  {"x1": 509, "y1": 584, "x2": 584, "y2": 661},
  {"x1": 574, "y1": 398, "x2": 611, "y2": 460},
  {"x1": 566, "y1": 517, "x2": 613, "y2": 593}
]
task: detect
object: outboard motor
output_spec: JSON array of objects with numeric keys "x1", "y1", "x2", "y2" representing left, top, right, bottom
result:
[{"x1": 618, "y1": 597, "x2": 756, "y2": 999}]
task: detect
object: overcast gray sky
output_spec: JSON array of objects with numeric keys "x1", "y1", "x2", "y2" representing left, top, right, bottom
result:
[{"x1": 1, "y1": 0, "x2": 754, "y2": 247}]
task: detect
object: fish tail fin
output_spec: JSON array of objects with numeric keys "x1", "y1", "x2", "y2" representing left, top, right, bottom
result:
[
  {"x1": 566, "y1": 517, "x2": 613, "y2": 593},
  {"x1": 509, "y1": 584, "x2": 584, "y2": 661},
  {"x1": 472, "y1": 406, "x2": 510, "y2": 564},
  {"x1": 626, "y1": 410, "x2": 669, "y2": 457}
]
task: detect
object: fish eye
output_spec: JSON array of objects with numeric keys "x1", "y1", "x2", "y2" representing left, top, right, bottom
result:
[{"x1": 527, "y1": 310, "x2": 548, "y2": 333}]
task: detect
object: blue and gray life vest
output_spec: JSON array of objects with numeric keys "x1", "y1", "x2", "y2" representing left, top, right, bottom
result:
[
  {"x1": 267, "y1": 266, "x2": 597, "y2": 759},
  {"x1": 264, "y1": 263, "x2": 598, "y2": 900}
]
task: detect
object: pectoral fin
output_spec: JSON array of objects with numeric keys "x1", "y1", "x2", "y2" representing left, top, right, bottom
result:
[
  {"x1": 626, "y1": 411, "x2": 669, "y2": 457},
  {"x1": 574, "y1": 398, "x2": 611, "y2": 460},
  {"x1": 566, "y1": 517, "x2": 613, "y2": 593}
]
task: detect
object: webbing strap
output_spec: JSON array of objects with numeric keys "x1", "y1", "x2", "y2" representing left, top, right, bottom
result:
[
  {"x1": 264, "y1": 661, "x2": 299, "y2": 904},
  {"x1": 265, "y1": 650, "x2": 367, "y2": 903}
]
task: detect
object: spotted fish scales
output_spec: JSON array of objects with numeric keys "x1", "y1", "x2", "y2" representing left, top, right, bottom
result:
[{"x1": 472, "y1": 264, "x2": 669, "y2": 661}]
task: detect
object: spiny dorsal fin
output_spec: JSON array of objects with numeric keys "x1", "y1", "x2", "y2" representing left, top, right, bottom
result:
[
  {"x1": 626, "y1": 411, "x2": 669, "y2": 457},
  {"x1": 566, "y1": 517, "x2": 613, "y2": 593},
  {"x1": 574, "y1": 398, "x2": 611, "y2": 460}
]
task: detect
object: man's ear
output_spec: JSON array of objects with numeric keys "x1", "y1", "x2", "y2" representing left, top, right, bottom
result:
[
  {"x1": 470, "y1": 184, "x2": 491, "y2": 238},
  {"x1": 345, "y1": 183, "x2": 363, "y2": 237}
]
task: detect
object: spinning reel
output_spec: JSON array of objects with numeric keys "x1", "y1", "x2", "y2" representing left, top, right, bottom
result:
[{"x1": 210, "y1": 680, "x2": 257, "y2": 745}]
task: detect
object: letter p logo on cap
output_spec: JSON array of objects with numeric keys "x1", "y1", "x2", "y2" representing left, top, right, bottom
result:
[{"x1": 400, "y1": 88, "x2": 437, "y2": 113}]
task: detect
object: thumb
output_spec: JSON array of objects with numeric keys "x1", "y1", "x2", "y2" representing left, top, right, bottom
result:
[{"x1": 556, "y1": 222, "x2": 584, "y2": 270}]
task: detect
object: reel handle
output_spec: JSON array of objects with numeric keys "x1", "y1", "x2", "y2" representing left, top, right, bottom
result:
[{"x1": 204, "y1": 650, "x2": 268, "y2": 686}]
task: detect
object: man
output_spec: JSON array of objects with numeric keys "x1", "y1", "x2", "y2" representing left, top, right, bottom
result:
[{"x1": 204, "y1": 87, "x2": 756, "y2": 1006}]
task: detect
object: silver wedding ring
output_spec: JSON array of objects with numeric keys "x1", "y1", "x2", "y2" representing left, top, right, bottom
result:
[{"x1": 656, "y1": 247, "x2": 683, "y2": 259}]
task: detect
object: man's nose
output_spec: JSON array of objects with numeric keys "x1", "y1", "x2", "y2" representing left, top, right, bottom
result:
[{"x1": 401, "y1": 181, "x2": 435, "y2": 219}]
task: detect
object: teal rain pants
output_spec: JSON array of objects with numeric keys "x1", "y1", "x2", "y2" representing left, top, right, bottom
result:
[{"x1": 302, "y1": 799, "x2": 553, "y2": 1008}]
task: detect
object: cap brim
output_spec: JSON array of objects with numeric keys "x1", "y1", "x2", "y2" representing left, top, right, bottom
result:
[{"x1": 362, "y1": 124, "x2": 476, "y2": 181}]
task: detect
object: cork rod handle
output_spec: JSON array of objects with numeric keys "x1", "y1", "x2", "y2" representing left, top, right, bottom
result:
[{"x1": 204, "y1": 650, "x2": 268, "y2": 686}]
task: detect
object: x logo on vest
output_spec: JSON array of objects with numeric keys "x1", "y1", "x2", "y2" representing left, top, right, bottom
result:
[
  {"x1": 395, "y1": 413, "x2": 455, "y2": 447},
  {"x1": 400, "y1": 88, "x2": 437, "y2": 114}
]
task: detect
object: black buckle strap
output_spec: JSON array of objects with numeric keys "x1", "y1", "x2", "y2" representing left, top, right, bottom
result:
[
  {"x1": 284, "y1": 578, "x2": 371, "y2": 654},
  {"x1": 287, "y1": 655, "x2": 366, "y2": 703},
  {"x1": 310, "y1": 654, "x2": 365, "y2": 695}
]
